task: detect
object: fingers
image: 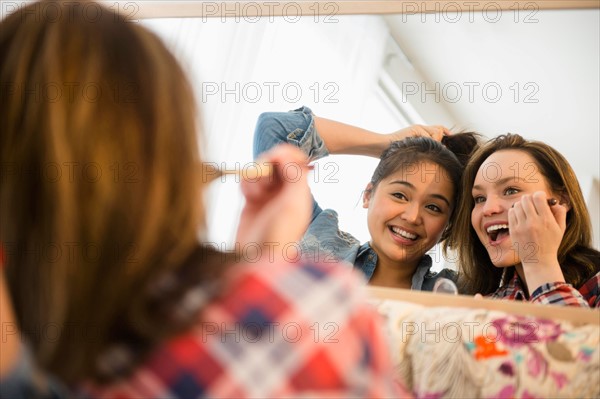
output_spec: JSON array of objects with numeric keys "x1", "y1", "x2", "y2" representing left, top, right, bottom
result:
[
  {"x1": 237, "y1": 144, "x2": 312, "y2": 247},
  {"x1": 241, "y1": 144, "x2": 310, "y2": 202},
  {"x1": 432, "y1": 125, "x2": 452, "y2": 137},
  {"x1": 509, "y1": 192, "x2": 567, "y2": 233},
  {"x1": 405, "y1": 125, "x2": 450, "y2": 142},
  {"x1": 419, "y1": 125, "x2": 449, "y2": 142},
  {"x1": 510, "y1": 192, "x2": 546, "y2": 220},
  {"x1": 266, "y1": 143, "x2": 310, "y2": 165},
  {"x1": 258, "y1": 144, "x2": 310, "y2": 181},
  {"x1": 536, "y1": 192, "x2": 568, "y2": 232},
  {"x1": 407, "y1": 125, "x2": 430, "y2": 138},
  {"x1": 520, "y1": 192, "x2": 539, "y2": 217},
  {"x1": 508, "y1": 195, "x2": 535, "y2": 245},
  {"x1": 508, "y1": 202, "x2": 519, "y2": 231},
  {"x1": 394, "y1": 124, "x2": 450, "y2": 143},
  {"x1": 508, "y1": 195, "x2": 527, "y2": 225}
]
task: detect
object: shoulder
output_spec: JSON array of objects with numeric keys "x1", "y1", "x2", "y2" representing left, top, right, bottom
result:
[
  {"x1": 150, "y1": 260, "x2": 393, "y2": 396},
  {"x1": 420, "y1": 267, "x2": 458, "y2": 291},
  {"x1": 303, "y1": 209, "x2": 361, "y2": 263},
  {"x1": 578, "y1": 271, "x2": 600, "y2": 307},
  {"x1": 222, "y1": 258, "x2": 365, "y2": 304},
  {"x1": 79, "y1": 259, "x2": 400, "y2": 397},
  {"x1": 433, "y1": 268, "x2": 458, "y2": 282}
]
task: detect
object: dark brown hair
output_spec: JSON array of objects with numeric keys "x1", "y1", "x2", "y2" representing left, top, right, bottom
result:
[
  {"x1": 0, "y1": 1, "x2": 233, "y2": 383},
  {"x1": 370, "y1": 132, "x2": 480, "y2": 241},
  {"x1": 450, "y1": 133, "x2": 600, "y2": 295}
]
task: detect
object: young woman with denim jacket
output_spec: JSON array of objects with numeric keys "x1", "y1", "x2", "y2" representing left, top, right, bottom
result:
[{"x1": 254, "y1": 107, "x2": 479, "y2": 290}]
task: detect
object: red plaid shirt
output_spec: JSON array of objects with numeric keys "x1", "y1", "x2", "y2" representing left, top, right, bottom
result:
[
  {"x1": 490, "y1": 271, "x2": 600, "y2": 308},
  {"x1": 77, "y1": 260, "x2": 408, "y2": 398}
]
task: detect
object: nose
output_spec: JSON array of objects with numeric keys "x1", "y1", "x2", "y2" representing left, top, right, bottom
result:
[
  {"x1": 482, "y1": 195, "x2": 504, "y2": 216},
  {"x1": 400, "y1": 202, "x2": 422, "y2": 224}
]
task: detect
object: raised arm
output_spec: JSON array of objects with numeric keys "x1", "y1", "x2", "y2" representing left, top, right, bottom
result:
[
  {"x1": 254, "y1": 106, "x2": 450, "y2": 161},
  {"x1": 314, "y1": 116, "x2": 450, "y2": 158}
]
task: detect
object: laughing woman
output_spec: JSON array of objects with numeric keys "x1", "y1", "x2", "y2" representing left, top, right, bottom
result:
[
  {"x1": 452, "y1": 134, "x2": 600, "y2": 307},
  {"x1": 254, "y1": 108, "x2": 479, "y2": 290}
]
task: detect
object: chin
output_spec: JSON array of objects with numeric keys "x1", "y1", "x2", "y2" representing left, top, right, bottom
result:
[
  {"x1": 491, "y1": 260, "x2": 513, "y2": 268},
  {"x1": 487, "y1": 250, "x2": 519, "y2": 268},
  {"x1": 486, "y1": 247, "x2": 519, "y2": 268}
]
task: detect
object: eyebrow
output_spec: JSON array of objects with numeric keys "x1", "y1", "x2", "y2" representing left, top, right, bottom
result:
[
  {"x1": 472, "y1": 176, "x2": 529, "y2": 191},
  {"x1": 389, "y1": 180, "x2": 451, "y2": 207}
]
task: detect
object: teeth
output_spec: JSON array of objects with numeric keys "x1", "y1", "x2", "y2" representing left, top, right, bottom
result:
[
  {"x1": 487, "y1": 224, "x2": 509, "y2": 233},
  {"x1": 391, "y1": 226, "x2": 417, "y2": 240}
]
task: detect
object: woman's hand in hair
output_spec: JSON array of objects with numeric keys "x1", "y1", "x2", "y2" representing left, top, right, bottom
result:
[
  {"x1": 313, "y1": 116, "x2": 450, "y2": 158},
  {"x1": 509, "y1": 191, "x2": 568, "y2": 291},
  {"x1": 389, "y1": 125, "x2": 450, "y2": 143},
  {"x1": 235, "y1": 144, "x2": 312, "y2": 262}
]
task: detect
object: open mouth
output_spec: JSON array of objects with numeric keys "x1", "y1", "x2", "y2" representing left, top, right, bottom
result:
[
  {"x1": 487, "y1": 224, "x2": 509, "y2": 242},
  {"x1": 389, "y1": 226, "x2": 419, "y2": 241}
]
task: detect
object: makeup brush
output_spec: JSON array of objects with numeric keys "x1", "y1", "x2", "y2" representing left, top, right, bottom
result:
[
  {"x1": 202, "y1": 163, "x2": 314, "y2": 182},
  {"x1": 511, "y1": 198, "x2": 558, "y2": 208}
]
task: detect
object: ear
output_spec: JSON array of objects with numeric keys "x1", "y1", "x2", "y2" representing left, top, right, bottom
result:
[{"x1": 363, "y1": 183, "x2": 373, "y2": 209}]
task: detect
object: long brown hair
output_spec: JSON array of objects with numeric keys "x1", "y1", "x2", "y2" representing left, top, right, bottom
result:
[
  {"x1": 450, "y1": 134, "x2": 600, "y2": 295},
  {"x1": 1, "y1": 1, "x2": 231, "y2": 383}
]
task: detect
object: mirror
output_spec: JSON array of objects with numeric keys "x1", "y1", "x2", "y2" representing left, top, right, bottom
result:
[{"x1": 131, "y1": 2, "x2": 599, "y2": 261}]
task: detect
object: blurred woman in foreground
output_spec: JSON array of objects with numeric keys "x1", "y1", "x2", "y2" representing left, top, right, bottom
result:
[{"x1": 0, "y1": 1, "x2": 404, "y2": 397}]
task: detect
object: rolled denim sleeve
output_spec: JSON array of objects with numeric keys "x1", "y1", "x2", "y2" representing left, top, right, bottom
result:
[
  {"x1": 253, "y1": 106, "x2": 329, "y2": 223},
  {"x1": 253, "y1": 106, "x2": 330, "y2": 161}
]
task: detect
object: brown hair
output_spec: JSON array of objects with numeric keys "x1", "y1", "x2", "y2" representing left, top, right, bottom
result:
[
  {"x1": 370, "y1": 132, "x2": 480, "y2": 241},
  {"x1": 450, "y1": 134, "x2": 600, "y2": 295},
  {"x1": 0, "y1": 1, "x2": 231, "y2": 383}
]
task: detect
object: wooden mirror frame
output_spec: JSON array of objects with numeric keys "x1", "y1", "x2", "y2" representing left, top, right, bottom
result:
[{"x1": 104, "y1": 1, "x2": 599, "y2": 20}]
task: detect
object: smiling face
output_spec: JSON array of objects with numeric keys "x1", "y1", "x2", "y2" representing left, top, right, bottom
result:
[
  {"x1": 363, "y1": 161, "x2": 454, "y2": 268},
  {"x1": 470, "y1": 149, "x2": 557, "y2": 267}
]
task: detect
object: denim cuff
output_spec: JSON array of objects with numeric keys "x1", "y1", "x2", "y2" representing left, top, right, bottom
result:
[{"x1": 253, "y1": 106, "x2": 330, "y2": 161}]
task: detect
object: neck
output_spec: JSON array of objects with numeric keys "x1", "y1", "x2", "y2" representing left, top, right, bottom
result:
[{"x1": 368, "y1": 251, "x2": 419, "y2": 289}]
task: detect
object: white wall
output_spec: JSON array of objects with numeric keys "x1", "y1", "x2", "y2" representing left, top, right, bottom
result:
[{"x1": 385, "y1": 9, "x2": 600, "y2": 249}]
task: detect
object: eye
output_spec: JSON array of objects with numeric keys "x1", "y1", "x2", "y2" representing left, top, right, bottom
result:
[
  {"x1": 426, "y1": 204, "x2": 443, "y2": 213},
  {"x1": 392, "y1": 192, "x2": 407, "y2": 201},
  {"x1": 473, "y1": 195, "x2": 485, "y2": 204},
  {"x1": 504, "y1": 187, "x2": 520, "y2": 196}
]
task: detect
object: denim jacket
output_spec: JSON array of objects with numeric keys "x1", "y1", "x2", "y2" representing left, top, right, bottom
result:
[{"x1": 253, "y1": 106, "x2": 457, "y2": 291}]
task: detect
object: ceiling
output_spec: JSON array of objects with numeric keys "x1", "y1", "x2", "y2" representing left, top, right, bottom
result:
[{"x1": 385, "y1": 9, "x2": 599, "y2": 185}]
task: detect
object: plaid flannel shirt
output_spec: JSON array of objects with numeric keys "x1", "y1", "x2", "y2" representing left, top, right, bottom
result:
[
  {"x1": 489, "y1": 271, "x2": 600, "y2": 308},
  {"x1": 77, "y1": 260, "x2": 408, "y2": 398}
]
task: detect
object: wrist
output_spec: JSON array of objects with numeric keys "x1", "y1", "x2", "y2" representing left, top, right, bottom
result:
[
  {"x1": 521, "y1": 258, "x2": 565, "y2": 293},
  {"x1": 369, "y1": 133, "x2": 394, "y2": 157}
]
